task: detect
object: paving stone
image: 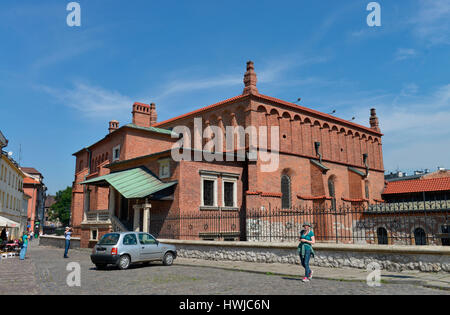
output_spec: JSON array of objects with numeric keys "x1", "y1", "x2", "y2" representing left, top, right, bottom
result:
[{"x1": 0, "y1": 244, "x2": 448, "y2": 295}]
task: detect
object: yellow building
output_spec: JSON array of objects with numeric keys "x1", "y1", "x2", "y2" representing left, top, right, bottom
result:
[{"x1": 0, "y1": 130, "x2": 28, "y2": 239}]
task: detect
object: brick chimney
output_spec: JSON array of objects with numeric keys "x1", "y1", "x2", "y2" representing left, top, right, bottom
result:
[
  {"x1": 132, "y1": 102, "x2": 151, "y2": 127},
  {"x1": 243, "y1": 61, "x2": 258, "y2": 95},
  {"x1": 370, "y1": 108, "x2": 380, "y2": 132},
  {"x1": 108, "y1": 120, "x2": 119, "y2": 133},
  {"x1": 150, "y1": 103, "x2": 157, "y2": 126}
]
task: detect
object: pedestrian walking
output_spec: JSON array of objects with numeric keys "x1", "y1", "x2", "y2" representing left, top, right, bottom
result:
[
  {"x1": 64, "y1": 227, "x2": 73, "y2": 258},
  {"x1": 298, "y1": 222, "x2": 315, "y2": 282},
  {"x1": 19, "y1": 232, "x2": 29, "y2": 260}
]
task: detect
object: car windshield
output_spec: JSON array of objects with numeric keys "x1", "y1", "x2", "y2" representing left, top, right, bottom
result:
[{"x1": 97, "y1": 233, "x2": 120, "y2": 245}]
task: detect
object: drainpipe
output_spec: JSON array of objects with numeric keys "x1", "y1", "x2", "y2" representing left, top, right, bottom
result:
[
  {"x1": 314, "y1": 142, "x2": 322, "y2": 164},
  {"x1": 363, "y1": 153, "x2": 369, "y2": 178}
]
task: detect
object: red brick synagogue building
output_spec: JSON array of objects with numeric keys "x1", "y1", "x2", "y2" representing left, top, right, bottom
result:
[{"x1": 70, "y1": 61, "x2": 385, "y2": 248}]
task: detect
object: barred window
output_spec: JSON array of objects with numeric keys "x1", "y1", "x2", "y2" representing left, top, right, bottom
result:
[{"x1": 281, "y1": 175, "x2": 291, "y2": 209}]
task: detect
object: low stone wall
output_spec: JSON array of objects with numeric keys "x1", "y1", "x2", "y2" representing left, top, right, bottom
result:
[
  {"x1": 39, "y1": 235, "x2": 81, "y2": 249},
  {"x1": 159, "y1": 239, "x2": 450, "y2": 273}
]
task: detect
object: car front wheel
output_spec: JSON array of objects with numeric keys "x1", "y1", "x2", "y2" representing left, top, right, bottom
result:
[
  {"x1": 118, "y1": 255, "x2": 131, "y2": 270},
  {"x1": 163, "y1": 252, "x2": 174, "y2": 266}
]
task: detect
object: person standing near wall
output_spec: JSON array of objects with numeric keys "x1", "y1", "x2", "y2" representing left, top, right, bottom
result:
[
  {"x1": 298, "y1": 222, "x2": 315, "y2": 283},
  {"x1": 19, "y1": 232, "x2": 29, "y2": 260},
  {"x1": 64, "y1": 227, "x2": 72, "y2": 258}
]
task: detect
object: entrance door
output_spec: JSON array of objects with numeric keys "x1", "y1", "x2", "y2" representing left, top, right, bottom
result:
[{"x1": 120, "y1": 196, "x2": 128, "y2": 221}]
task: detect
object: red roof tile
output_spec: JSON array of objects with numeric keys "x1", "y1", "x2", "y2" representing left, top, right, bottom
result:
[
  {"x1": 20, "y1": 167, "x2": 42, "y2": 175},
  {"x1": 383, "y1": 177, "x2": 450, "y2": 195},
  {"x1": 153, "y1": 93, "x2": 382, "y2": 136},
  {"x1": 153, "y1": 94, "x2": 248, "y2": 127},
  {"x1": 24, "y1": 177, "x2": 40, "y2": 185}
]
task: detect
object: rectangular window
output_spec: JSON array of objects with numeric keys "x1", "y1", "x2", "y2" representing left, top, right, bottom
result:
[
  {"x1": 223, "y1": 180, "x2": 237, "y2": 208},
  {"x1": 112, "y1": 145, "x2": 121, "y2": 162},
  {"x1": 90, "y1": 229, "x2": 98, "y2": 241},
  {"x1": 203, "y1": 180, "x2": 215, "y2": 206},
  {"x1": 200, "y1": 173, "x2": 218, "y2": 208},
  {"x1": 158, "y1": 159, "x2": 171, "y2": 179}
]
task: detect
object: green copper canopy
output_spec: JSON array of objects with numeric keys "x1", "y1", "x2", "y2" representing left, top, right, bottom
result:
[{"x1": 80, "y1": 167, "x2": 177, "y2": 199}]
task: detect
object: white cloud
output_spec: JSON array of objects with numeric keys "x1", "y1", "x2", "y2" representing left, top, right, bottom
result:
[
  {"x1": 153, "y1": 55, "x2": 330, "y2": 101},
  {"x1": 395, "y1": 48, "x2": 418, "y2": 61},
  {"x1": 38, "y1": 82, "x2": 134, "y2": 119},
  {"x1": 353, "y1": 84, "x2": 450, "y2": 170},
  {"x1": 306, "y1": 82, "x2": 450, "y2": 171},
  {"x1": 411, "y1": 0, "x2": 450, "y2": 45}
]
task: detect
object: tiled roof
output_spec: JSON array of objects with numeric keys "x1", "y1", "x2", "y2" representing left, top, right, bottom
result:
[
  {"x1": 383, "y1": 177, "x2": 450, "y2": 195},
  {"x1": 24, "y1": 177, "x2": 40, "y2": 185},
  {"x1": 123, "y1": 123, "x2": 177, "y2": 136},
  {"x1": 21, "y1": 167, "x2": 41, "y2": 175},
  {"x1": 153, "y1": 93, "x2": 381, "y2": 136},
  {"x1": 153, "y1": 94, "x2": 249, "y2": 127},
  {"x1": 45, "y1": 196, "x2": 56, "y2": 208}
]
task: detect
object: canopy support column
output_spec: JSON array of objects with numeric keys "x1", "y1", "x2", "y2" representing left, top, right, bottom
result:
[
  {"x1": 143, "y1": 200, "x2": 152, "y2": 233},
  {"x1": 133, "y1": 204, "x2": 141, "y2": 232}
]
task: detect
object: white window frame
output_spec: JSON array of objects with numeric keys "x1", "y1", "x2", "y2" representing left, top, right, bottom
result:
[
  {"x1": 112, "y1": 145, "x2": 121, "y2": 162},
  {"x1": 200, "y1": 174, "x2": 218, "y2": 207},
  {"x1": 222, "y1": 177, "x2": 238, "y2": 208},
  {"x1": 158, "y1": 158, "x2": 171, "y2": 179}
]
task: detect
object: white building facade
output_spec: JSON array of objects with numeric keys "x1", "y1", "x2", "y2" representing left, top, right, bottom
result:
[{"x1": 0, "y1": 131, "x2": 28, "y2": 239}]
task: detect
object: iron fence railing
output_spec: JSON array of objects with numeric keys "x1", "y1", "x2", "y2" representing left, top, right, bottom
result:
[{"x1": 151, "y1": 200, "x2": 450, "y2": 246}]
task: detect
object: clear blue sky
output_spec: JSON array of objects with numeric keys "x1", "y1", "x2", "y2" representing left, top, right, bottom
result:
[{"x1": 1, "y1": 0, "x2": 449, "y2": 194}]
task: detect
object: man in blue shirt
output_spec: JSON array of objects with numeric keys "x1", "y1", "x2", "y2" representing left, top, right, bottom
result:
[{"x1": 64, "y1": 227, "x2": 72, "y2": 258}]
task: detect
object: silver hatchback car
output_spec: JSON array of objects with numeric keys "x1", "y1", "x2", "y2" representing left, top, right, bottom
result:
[{"x1": 91, "y1": 232, "x2": 177, "y2": 270}]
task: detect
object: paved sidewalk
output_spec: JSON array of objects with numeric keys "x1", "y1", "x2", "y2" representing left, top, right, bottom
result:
[{"x1": 174, "y1": 258, "x2": 450, "y2": 291}]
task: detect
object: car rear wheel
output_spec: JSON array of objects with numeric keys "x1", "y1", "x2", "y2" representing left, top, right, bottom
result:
[
  {"x1": 118, "y1": 255, "x2": 131, "y2": 270},
  {"x1": 163, "y1": 252, "x2": 174, "y2": 266}
]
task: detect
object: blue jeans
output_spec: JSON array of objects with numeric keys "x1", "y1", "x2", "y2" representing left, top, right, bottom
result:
[
  {"x1": 64, "y1": 239, "x2": 70, "y2": 257},
  {"x1": 20, "y1": 244, "x2": 28, "y2": 260},
  {"x1": 300, "y1": 248, "x2": 312, "y2": 278}
]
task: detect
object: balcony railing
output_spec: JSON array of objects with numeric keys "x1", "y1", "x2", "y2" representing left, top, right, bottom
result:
[{"x1": 84, "y1": 210, "x2": 111, "y2": 224}]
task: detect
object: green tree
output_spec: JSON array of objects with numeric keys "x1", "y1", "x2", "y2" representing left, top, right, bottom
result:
[{"x1": 49, "y1": 187, "x2": 72, "y2": 226}]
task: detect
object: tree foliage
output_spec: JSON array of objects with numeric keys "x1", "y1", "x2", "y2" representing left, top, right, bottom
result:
[{"x1": 49, "y1": 187, "x2": 72, "y2": 226}]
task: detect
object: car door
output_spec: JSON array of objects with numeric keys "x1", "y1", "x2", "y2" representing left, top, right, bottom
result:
[
  {"x1": 138, "y1": 233, "x2": 162, "y2": 261},
  {"x1": 121, "y1": 233, "x2": 140, "y2": 262}
]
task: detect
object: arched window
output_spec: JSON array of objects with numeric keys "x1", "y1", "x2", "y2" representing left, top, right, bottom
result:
[
  {"x1": 281, "y1": 175, "x2": 291, "y2": 209},
  {"x1": 328, "y1": 177, "x2": 336, "y2": 210},
  {"x1": 414, "y1": 228, "x2": 427, "y2": 246},
  {"x1": 377, "y1": 227, "x2": 388, "y2": 245}
]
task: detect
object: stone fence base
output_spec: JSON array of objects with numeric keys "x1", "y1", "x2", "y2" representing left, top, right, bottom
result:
[
  {"x1": 39, "y1": 235, "x2": 81, "y2": 249},
  {"x1": 159, "y1": 239, "x2": 450, "y2": 273}
]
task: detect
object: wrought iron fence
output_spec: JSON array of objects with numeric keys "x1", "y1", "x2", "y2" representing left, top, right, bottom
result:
[{"x1": 151, "y1": 200, "x2": 450, "y2": 246}]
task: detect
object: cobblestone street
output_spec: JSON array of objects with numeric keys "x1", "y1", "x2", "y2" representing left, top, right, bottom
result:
[{"x1": 0, "y1": 243, "x2": 447, "y2": 295}]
